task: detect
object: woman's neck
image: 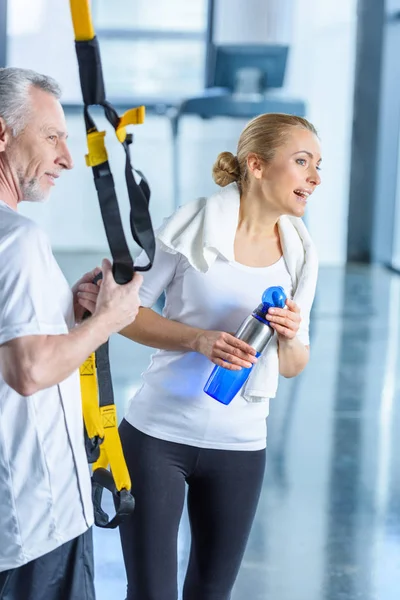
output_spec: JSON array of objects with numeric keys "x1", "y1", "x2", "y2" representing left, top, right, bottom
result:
[
  {"x1": 238, "y1": 190, "x2": 280, "y2": 238},
  {"x1": 234, "y1": 190, "x2": 283, "y2": 267}
]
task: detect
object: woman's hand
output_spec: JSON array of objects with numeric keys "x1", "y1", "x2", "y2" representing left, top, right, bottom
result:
[
  {"x1": 267, "y1": 299, "x2": 301, "y2": 341},
  {"x1": 193, "y1": 330, "x2": 258, "y2": 371}
]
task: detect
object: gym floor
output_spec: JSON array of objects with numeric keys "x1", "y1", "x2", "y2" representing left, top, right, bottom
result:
[{"x1": 57, "y1": 252, "x2": 400, "y2": 600}]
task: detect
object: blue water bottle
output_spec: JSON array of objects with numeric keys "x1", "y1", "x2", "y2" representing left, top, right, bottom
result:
[{"x1": 203, "y1": 286, "x2": 287, "y2": 405}]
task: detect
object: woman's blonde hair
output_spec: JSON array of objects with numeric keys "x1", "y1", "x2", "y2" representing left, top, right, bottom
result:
[{"x1": 212, "y1": 113, "x2": 318, "y2": 189}]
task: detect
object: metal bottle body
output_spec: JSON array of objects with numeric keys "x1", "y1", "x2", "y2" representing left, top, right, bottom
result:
[
  {"x1": 235, "y1": 315, "x2": 273, "y2": 353},
  {"x1": 203, "y1": 315, "x2": 273, "y2": 405}
]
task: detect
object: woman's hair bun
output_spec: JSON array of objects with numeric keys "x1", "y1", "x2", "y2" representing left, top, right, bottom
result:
[{"x1": 212, "y1": 151, "x2": 240, "y2": 187}]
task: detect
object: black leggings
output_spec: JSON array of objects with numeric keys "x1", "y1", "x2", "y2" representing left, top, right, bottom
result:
[{"x1": 118, "y1": 420, "x2": 266, "y2": 600}]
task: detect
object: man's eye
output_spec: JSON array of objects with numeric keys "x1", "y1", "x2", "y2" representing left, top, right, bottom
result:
[{"x1": 48, "y1": 135, "x2": 57, "y2": 142}]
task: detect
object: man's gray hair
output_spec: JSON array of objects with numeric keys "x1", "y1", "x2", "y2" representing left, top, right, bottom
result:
[{"x1": 0, "y1": 67, "x2": 61, "y2": 136}]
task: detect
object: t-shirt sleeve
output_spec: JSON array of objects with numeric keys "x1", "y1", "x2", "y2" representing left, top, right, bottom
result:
[
  {"x1": 0, "y1": 222, "x2": 68, "y2": 345},
  {"x1": 297, "y1": 304, "x2": 311, "y2": 346},
  {"x1": 134, "y1": 240, "x2": 181, "y2": 308}
]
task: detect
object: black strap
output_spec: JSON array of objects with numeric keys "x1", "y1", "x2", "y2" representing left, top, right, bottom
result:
[
  {"x1": 73, "y1": 32, "x2": 155, "y2": 528},
  {"x1": 75, "y1": 38, "x2": 156, "y2": 284}
]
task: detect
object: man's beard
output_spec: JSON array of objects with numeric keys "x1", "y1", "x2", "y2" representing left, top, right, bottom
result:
[
  {"x1": 7, "y1": 137, "x2": 49, "y2": 204},
  {"x1": 18, "y1": 172, "x2": 49, "y2": 203}
]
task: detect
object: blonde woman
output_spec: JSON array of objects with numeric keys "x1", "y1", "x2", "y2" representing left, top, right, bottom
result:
[{"x1": 118, "y1": 113, "x2": 321, "y2": 600}]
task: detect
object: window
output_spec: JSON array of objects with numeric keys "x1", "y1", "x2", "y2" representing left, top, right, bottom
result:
[{"x1": 93, "y1": 0, "x2": 211, "y2": 103}]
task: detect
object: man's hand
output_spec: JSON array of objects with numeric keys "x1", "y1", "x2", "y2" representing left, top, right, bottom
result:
[
  {"x1": 72, "y1": 266, "x2": 102, "y2": 323},
  {"x1": 93, "y1": 259, "x2": 143, "y2": 334}
]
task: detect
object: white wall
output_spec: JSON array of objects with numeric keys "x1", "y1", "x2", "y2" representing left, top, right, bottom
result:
[
  {"x1": 285, "y1": 1, "x2": 357, "y2": 265},
  {"x1": 7, "y1": 0, "x2": 357, "y2": 265}
]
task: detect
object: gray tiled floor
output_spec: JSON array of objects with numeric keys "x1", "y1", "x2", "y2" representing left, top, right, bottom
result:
[{"x1": 57, "y1": 254, "x2": 400, "y2": 600}]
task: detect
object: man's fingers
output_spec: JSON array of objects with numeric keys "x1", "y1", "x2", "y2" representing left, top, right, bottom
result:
[
  {"x1": 78, "y1": 283, "x2": 100, "y2": 294},
  {"x1": 79, "y1": 266, "x2": 102, "y2": 284},
  {"x1": 129, "y1": 273, "x2": 143, "y2": 292},
  {"x1": 101, "y1": 258, "x2": 113, "y2": 282},
  {"x1": 89, "y1": 266, "x2": 101, "y2": 279},
  {"x1": 77, "y1": 292, "x2": 99, "y2": 303},
  {"x1": 78, "y1": 298, "x2": 96, "y2": 313}
]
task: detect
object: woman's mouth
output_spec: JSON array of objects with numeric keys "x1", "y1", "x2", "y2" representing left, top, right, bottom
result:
[{"x1": 294, "y1": 189, "x2": 311, "y2": 204}]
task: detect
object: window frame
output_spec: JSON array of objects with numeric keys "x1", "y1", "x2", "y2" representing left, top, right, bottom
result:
[{"x1": 82, "y1": 0, "x2": 215, "y2": 111}]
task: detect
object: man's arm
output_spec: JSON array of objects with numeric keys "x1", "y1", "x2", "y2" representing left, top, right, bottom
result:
[
  {"x1": 0, "y1": 259, "x2": 143, "y2": 396},
  {"x1": 0, "y1": 316, "x2": 108, "y2": 396}
]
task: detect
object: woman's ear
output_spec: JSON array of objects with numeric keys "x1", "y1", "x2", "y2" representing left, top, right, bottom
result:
[{"x1": 247, "y1": 153, "x2": 263, "y2": 180}]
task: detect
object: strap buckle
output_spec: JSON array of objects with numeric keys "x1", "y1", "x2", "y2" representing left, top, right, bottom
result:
[{"x1": 91, "y1": 467, "x2": 135, "y2": 529}]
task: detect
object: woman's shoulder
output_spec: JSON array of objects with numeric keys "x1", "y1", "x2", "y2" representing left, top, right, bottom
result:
[
  {"x1": 156, "y1": 195, "x2": 209, "y2": 241},
  {"x1": 156, "y1": 184, "x2": 240, "y2": 272},
  {"x1": 172, "y1": 195, "x2": 208, "y2": 221},
  {"x1": 154, "y1": 196, "x2": 208, "y2": 266}
]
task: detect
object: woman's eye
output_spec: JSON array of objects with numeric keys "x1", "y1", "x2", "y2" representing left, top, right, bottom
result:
[{"x1": 296, "y1": 158, "x2": 306, "y2": 166}]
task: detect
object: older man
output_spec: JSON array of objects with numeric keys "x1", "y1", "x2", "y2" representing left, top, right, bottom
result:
[{"x1": 0, "y1": 67, "x2": 142, "y2": 600}]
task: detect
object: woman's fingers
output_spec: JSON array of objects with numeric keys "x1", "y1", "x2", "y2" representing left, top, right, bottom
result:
[
  {"x1": 214, "y1": 348, "x2": 254, "y2": 369},
  {"x1": 212, "y1": 333, "x2": 258, "y2": 369}
]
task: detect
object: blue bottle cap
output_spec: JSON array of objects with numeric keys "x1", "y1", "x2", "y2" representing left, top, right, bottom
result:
[
  {"x1": 262, "y1": 286, "x2": 286, "y2": 309},
  {"x1": 252, "y1": 286, "x2": 287, "y2": 325}
]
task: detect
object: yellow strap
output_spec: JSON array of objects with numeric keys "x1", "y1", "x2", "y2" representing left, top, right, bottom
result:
[
  {"x1": 70, "y1": 0, "x2": 95, "y2": 41},
  {"x1": 80, "y1": 353, "x2": 104, "y2": 440},
  {"x1": 92, "y1": 405, "x2": 132, "y2": 491},
  {"x1": 85, "y1": 131, "x2": 108, "y2": 167},
  {"x1": 80, "y1": 358, "x2": 131, "y2": 491},
  {"x1": 115, "y1": 107, "x2": 146, "y2": 143}
]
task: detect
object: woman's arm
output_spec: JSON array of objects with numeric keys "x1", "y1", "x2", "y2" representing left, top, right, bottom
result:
[
  {"x1": 120, "y1": 308, "x2": 258, "y2": 370},
  {"x1": 120, "y1": 307, "x2": 201, "y2": 352},
  {"x1": 277, "y1": 337, "x2": 309, "y2": 378}
]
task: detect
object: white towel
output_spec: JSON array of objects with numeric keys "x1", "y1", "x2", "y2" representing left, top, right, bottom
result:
[{"x1": 157, "y1": 183, "x2": 319, "y2": 402}]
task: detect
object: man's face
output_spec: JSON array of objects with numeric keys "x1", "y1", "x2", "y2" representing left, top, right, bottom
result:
[{"x1": 6, "y1": 86, "x2": 73, "y2": 203}]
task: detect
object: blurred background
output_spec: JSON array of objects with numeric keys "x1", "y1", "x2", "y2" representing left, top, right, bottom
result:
[{"x1": 2, "y1": 1, "x2": 400, "y2": 599}]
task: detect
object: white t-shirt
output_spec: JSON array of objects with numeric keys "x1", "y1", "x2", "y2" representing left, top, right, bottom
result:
[
  {"x1": 0, "y1": 200, "x2": 93, "y2": 572},
  {"x1": 125, "y1": 242, "x2": 305, "y2": 451}
]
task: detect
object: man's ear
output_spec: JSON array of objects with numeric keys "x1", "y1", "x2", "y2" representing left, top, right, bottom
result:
[{"x1": 0, "y1": 118, "x2": 10, "y2": 152}]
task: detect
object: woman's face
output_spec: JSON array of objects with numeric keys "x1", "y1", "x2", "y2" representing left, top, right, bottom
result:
[{"x1": 250, "y1": 127, "x2": 322, "y2": 218}]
